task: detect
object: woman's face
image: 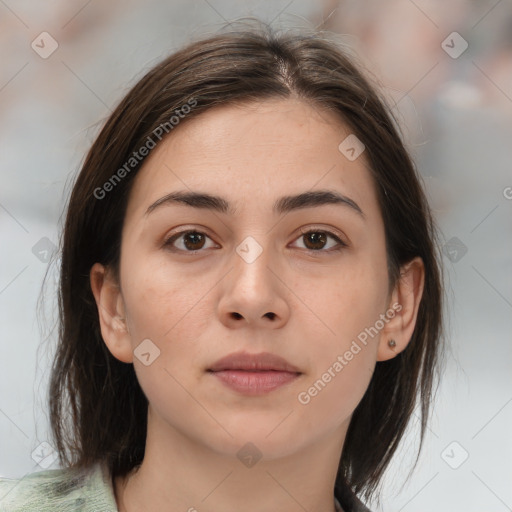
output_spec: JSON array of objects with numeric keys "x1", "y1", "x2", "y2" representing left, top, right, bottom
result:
[{"x1": 98, "y1": 98, "x2": 401, "y2": 459}]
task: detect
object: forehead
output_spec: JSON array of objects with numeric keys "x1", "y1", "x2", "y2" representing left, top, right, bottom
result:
[{"x1": 124, "y1": 98, "x2": 378, "y2": 220}]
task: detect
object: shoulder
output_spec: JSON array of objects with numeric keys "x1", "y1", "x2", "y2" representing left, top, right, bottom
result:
[{"x1": 0, "y1": 462, "x2": 118, "y2": 512}]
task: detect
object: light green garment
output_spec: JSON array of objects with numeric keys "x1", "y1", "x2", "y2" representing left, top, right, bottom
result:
[
  {"x1": 0, "y1": 463, "x2": 344, "y2": 511},
  {"x1": 0, "y1": 462, "x2": 118, "y2": 511}
]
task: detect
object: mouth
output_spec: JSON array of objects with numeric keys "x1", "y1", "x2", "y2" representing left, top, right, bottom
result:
[{"x1": 207, "y1": 351, "x2": 302, "y2": 395}]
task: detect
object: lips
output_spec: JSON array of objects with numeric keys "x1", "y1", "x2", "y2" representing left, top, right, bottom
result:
[
  {"x1": 207, "y1": 351, "x2": 301, "y2": 373},
  {"x1": 207, "y1": 351, "x2": 302, "y2": 395}
]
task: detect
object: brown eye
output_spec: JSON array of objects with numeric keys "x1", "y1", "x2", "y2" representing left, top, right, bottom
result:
[
  {"x1": 303, "y1": 231, "x2": 328, "y2": 250},
  {"x1": 182, "y1": 232, "x2": 206, "y2": 250},
  {"x1": 164, "y1": 230, "x2": 216, "y2": 252},
  {"x1": 291, "y1": 229, "x2": 347, "y2": 252}
]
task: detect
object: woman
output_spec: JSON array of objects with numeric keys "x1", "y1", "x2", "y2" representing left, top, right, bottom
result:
[{"x1": 0, "y1": 20, "x2": 444, "y2": 512}]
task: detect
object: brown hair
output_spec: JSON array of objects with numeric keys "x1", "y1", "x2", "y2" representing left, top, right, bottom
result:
[{"x1": 47, "y1": 19, "x2": 444, "y2": 504}]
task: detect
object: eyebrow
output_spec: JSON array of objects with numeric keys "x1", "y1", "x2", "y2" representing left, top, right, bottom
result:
[{"x1": 145, "y1": 189, "x2": 364, "y2": 218}]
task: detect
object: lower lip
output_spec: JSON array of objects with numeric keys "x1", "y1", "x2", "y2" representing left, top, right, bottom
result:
[{"x1": 209, "y1": 370, "x2": 300, "y2": 395}]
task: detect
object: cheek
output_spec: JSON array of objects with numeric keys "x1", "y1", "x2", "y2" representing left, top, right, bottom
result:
[
  {"x1": 293, "y1": 253, "x2": 388, "y2": 342},
  {"x1": 120, "y1": 251, "x2": 212, "y2": 343},
  {"x1": 119, "y1": 251, "x2": 217, "y2": 397},
  {"x1": 291, "y1": 253, "x2": 387, "y2": 416},
  {"x1": 296, "y1": 348, "x2": 376, "y2": 430},
  {"x1": 119, "y1": 256, "x2": 213, "y2": 415}
]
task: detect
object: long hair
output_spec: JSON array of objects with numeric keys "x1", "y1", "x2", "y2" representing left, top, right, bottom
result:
[{"x1": 47, "y1": 19, "x2": 444, "y2": 504}]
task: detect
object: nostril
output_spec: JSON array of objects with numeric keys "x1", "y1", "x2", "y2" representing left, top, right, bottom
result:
[
  {"x1": 231, "y1": 312, "x2": 243, "y2": 320},
  {"x1": 265, "y1": 312, "x2": 276, "y2": 320}
]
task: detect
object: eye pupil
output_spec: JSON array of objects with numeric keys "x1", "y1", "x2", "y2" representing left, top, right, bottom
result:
[
  {"x1": 184, "y1": 232, "x2": 205, "y2": 250},
  {"x1": 304, "y1": 232, "x2": 327, "y2": 250}
]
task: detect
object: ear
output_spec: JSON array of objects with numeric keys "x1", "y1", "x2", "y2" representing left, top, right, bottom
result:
[
  {"x1": 90, "y1": 262, "x2": 133, "y2": 363},
  {"x1": 377, "y1": 257, "x2": 425, "y2": 362}
]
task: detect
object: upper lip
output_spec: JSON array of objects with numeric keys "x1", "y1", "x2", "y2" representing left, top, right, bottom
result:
[{"x1": 208, "y1": 351, "x2": 301, "y2": 373}]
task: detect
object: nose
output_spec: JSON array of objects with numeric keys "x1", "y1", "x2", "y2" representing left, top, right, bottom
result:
[{"x1": 217, "y1": 238, "x2": 290, "y2": 329}]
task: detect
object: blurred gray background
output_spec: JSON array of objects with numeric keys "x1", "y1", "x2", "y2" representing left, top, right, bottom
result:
[{"x1": 1, "y1": 1, "x2": 511, "y2": 511}]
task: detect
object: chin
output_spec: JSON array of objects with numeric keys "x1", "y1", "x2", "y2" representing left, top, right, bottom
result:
[{"x1": 203, "y1": 414, "x2": 310, "y2": 460}]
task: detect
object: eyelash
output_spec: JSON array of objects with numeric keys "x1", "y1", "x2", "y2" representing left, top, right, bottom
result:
[{"x1": 163, "y1": 227, "x2": 347, "y2": 255}]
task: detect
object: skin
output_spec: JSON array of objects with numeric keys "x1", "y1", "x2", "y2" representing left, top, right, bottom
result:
[{"x1": 90, "y1": 98, "x2": 424, "y2": 512}]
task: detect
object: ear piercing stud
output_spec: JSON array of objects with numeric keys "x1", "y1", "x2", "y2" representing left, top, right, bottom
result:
[{"x1": 388, "y1": 339, "x2": 397, "y2": 348}]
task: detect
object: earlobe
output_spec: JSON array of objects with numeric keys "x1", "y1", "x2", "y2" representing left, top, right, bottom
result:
[
  {"x1": 90, "y1": 263, "x2": 133, "y2": 364},
  {"x1": 377, "y1": 257, "x2": 425, "y2": 362}
]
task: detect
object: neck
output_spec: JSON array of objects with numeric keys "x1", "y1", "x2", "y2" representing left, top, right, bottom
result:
[{"x1": 114, "y1": 408, "x2": 347, "y2": 512}]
